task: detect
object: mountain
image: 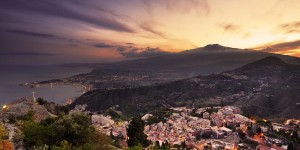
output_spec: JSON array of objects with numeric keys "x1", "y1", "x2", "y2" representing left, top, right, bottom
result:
[
  {"x1": 63, "y1": 44, "x2": 300, "y2": 90},
  {"x1": 72, "y1": 56, "x2": 300, "y2": 119},
  {"x1": 90, "y1": 44, "x2": 300, "y2": 75},
  {"x1": 237, "y1": 56, "x2": 291, "y2": 70},
  {"x1": 183, "y1": 44, "x2": 242, "y2": 53}
]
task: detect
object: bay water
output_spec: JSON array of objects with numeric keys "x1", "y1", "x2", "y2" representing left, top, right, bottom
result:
[{"x1": 0, "y1": 65, "x2": 91, "y2": 106}]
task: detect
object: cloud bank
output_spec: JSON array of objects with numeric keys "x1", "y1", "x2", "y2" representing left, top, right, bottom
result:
[{"x1": 116, "y1": 46, "x2": 171, "y2": 58}]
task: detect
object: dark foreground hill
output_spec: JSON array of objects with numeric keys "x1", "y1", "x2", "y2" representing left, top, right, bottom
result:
[{"x1": 72, "y1": 56, "x2": 300, "y2": 119}]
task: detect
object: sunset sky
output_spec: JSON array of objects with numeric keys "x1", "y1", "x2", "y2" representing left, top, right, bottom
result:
[{"x1": 1, "y1": 0, "x2": 300, "y2": 65}]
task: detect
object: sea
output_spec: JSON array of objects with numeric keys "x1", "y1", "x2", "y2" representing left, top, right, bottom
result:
[{"x1": 0, "y1": 65, "x2": 92, "y2": 106}]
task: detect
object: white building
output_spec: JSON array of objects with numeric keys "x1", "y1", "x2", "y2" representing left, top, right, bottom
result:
[{"x1": 91, "y1": 115, "x2": 114, "y2": 126}]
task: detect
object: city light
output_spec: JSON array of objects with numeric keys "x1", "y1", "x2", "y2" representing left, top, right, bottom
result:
[{"x1": 2, "y1": 105, "x2": 8, "y2": 111}]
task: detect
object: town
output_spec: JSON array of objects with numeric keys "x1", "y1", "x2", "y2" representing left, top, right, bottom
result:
[
  {"x1": 1, "y1": 97, "x2": 299, "y2": 149},
  {"x1": 72, "y1": 104, "x2": 300, "y2": 150}
]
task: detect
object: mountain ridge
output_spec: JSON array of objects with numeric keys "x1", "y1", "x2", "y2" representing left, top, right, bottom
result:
[
  {"x1": 72, "y1": 56, "x2": 300, "y2": 119},
  {"x1": 62, "y1": 44, "x2": 300, "y2": 91},
  {"x1": 62, "y1": 44, "x2": 300, "y2": 70}
]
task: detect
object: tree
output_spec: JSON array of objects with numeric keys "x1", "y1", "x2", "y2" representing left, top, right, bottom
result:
[
  {"x1": 237, "y1": 129, "x2": 246, "y2": 139},
  {"x1": 20, "y1": 112, "x2": 112, "y2": 149},
  {"x1": 163, "y1": 140, "x2": 170, "y2": 150},
  {"x1": 127, "y1": 116, "x2": 150, "y2": 148},
  {"x1": 0, "y1": 122, "x2": 8, "y2": 140},
  {"x1": 153, "y1": 141, "x2": 160, "y2": 150},
  {"x1": 128, "y1": 143, "x2": 143, "y2": 150},
  {"x1": 31, "y1": 145, "x2": 49, "y2": 150},
  {"x1": 287, "y1": 143, "x2": 293, "y2": 150},
  {"x1": 59, "y1": 106, "x2": 70, "y2": 115},
  {"x1": 247, "y1": 129, "x2": 255, "y2": 137},
  {"x1": 256, "y1": 126, "x2": 262, "y2": 134},
  {"x1": 181, "y1": 140, "x2": 186, "y2": 149},
  {"x1": 162, "y1": 142, "x2": 166, "y2": 150},
  {"x1": 20, "y1": 110, "x2": 35, "y2": 121},
  {"x1": 107, "y1": 109, "x2": 121, "y2": 119},
  {"x1": 21, "y1": 120, "x2": 52, "y2": 148},
  {"x1": 195, "y1": 132, "x2": 202, "y2": 141},
  {"x1": 110, "y1": 129, "x2": 115, "y2": 140},
  {"x1": 52, "y1": 113, "x2": 95, "y2": 146},
  {"x1": 291, "y1": 130, "x2": 298, "y2": 139},
  {"x1": 36, "y1": 98, "x2": 48, "y2": 105},
  {"x1": 247, "y1": 126, "x2": 252, "y2": 131},
  {"x1": 52, "y1": 140, "x2": 72, "y2": 150}
]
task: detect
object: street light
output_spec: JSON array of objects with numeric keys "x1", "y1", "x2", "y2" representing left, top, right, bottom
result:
[{"x1": 2, "y1": 105, "x2": 8, "y2": 111}]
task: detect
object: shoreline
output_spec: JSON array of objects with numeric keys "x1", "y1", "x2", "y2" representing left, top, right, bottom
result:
[{"x1": 18, "y1": 81, "x2": 94, "y2": 105}]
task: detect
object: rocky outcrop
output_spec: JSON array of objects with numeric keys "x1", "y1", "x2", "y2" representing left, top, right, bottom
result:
[{"x1": 2, "y1": 97, "x2": 50, "y2": 122}]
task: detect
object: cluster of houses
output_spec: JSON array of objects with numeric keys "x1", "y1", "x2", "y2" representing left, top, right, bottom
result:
[
  {"x1": 91, "y1": 114, "x2": 129, "y2": 148},
  {"x1": 144, "y1": 114, "x2": 211, "y2": 146},
  {"x1": 195, "y1": 139, "x2": 239, "y2": 150},
  {"x1": 92, "y1": 114, "x2": 128, "y2": 140},
  {"x1": 70, "y1": 103, "x2": 299, "y2": 150},
  {"x1": 143, "y1": 106, "x2": 249, "y2": 149}
]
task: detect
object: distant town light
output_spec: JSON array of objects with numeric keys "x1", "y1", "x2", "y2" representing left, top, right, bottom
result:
[{"x1": 2, "y1": 105, "x2": 8, "y2": 110}]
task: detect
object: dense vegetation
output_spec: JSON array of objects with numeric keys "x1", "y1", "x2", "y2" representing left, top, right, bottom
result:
[
  {"x1": 146, "y1": 108, "x2": 173, "y2": 125},
  {"x1": 36, "y1": 98, "x2": 70, "y2": 115},
  {"x1": 20, "y1": 111, "x2": 113, "y2": 150}
]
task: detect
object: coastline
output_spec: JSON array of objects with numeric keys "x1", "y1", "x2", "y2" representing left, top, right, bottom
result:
[
  {"x1": 1, "y1": 66, "x2": 94, "y2": 107},
  {"x1": 17, "y1": 81, "x2": 93, "y2": 106},
  {"x1": 20, "y1": 81, "x2": 93, "y2": 93}
]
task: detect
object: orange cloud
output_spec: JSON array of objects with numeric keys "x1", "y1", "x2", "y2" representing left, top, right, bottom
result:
[{"x1": 254, "y1": 39, "x2": 300, "y2": 57}]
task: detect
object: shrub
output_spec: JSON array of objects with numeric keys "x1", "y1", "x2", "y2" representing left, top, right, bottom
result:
[
  {"x1": 20, "y1": 112, "x2": 113, "y2": 149},
  {"x1": 1, "y1": 140, "x2": 15, "y2": 150}
]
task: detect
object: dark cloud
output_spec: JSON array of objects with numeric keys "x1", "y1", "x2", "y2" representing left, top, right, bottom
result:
[
  {"x1": 0, "y1": 0, "x2": 135, "y2": 33},
  {"x1": 94, "y1": 43, "x2": 116, "y2": 48},
  {"x1": 140, "y1": 22, "x2": 168, "y2": 38},
  {"x1": 116, "y1": 46, "x2": 171, "y2": 58},
  {"x1": 5, "y1": 29, "x2": 85, "y2": 47},
  {"x1": 6, "y1": 30, "x2": 61, "y2": 39},
  {"x1": 218, "y1": 23, "x2": 250, "y2": 39},
  {"x1": 257, "y1": 39, "x2": 300, "y2": 52},
  {"x1": 142, "y1": 0, "x2": 209, "y2": 15},
  {"x1": 218, "y1": 23, "x2": 240, "y2": 32},
  {"x1": 279, "y1": 21, "x2": 300, "y2": 33},
  {"x1": 0, "y1": 52, "x2": 57, "y2": 56}
]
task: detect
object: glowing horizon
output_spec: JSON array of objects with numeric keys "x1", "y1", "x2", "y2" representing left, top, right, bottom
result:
[{"x1": 1, "y1": 0, "x2": 300, "y2": 64}]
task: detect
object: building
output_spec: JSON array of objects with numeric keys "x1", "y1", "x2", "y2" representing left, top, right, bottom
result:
[
  {"x1": 203, "y1": 112, "x2": 210, "y2": 119},
  {"x1": 91, "y1": 115, "x2": 114, "y2": 126},
  {"x1": 220, "y1": 126, "x2": 232, "y2": 135}
]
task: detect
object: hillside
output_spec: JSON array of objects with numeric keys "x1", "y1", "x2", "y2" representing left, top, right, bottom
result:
[
  {"x1": 63, "y1": 44, "x2": 300, "y2": 90},
  {"x1": 72, "y1": 56, "x2": 300, "y2": 119}
]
